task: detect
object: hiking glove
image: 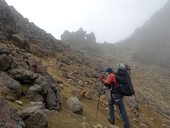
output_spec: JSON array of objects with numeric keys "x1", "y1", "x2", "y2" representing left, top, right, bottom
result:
[{"x1": 100, "y1": 75, "x2": 105, "y2": 81}]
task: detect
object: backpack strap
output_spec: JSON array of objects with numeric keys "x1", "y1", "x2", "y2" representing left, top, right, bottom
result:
[{"x1": 111, "y1": 81, "x2": 121, "y2": 94}]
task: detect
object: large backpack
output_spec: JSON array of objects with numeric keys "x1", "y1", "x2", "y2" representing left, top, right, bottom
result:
[
  {"x1": 119, "y1": 80, "x2": 135, "y2": 96},
  {"x1": 116, "y1": 65, "x2": 135, "y2": 96}
]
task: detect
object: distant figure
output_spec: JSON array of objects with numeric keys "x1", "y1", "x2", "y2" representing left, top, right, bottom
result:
[{"x1": 100, "y1": 66, "x2": 130, "y2": 128}]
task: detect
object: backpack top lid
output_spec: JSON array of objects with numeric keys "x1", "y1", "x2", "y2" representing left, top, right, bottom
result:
[
  {"x1": 105, "y1": 67, "x2": 113, "y2": 73},
  {"x1": 117, "y1": 63, "x2": 126, "y2": 70},
  {"x1": 125, "y1": 64, "x2": 131, "y2": 70}
]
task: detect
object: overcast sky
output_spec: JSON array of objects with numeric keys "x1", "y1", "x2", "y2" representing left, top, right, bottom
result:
[{"x1": 5, "y1": 0, "x2": 168, "y2": 43}]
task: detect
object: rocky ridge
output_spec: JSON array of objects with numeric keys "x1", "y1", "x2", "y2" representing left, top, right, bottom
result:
[
  {"x1": 0, "y1": 41, "x2": 61, "y2": 127},
  {"x1": 0, "y1": 0, "x2": 67, "y2": 56}
]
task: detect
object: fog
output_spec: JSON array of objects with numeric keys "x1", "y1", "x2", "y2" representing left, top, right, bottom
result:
[{"x1": 5, "y1": 0, "x2": 168, "y2": 43}]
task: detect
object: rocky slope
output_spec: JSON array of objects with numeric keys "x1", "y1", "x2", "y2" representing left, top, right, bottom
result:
[
  {"x1": 0, "y1": 0, "x2": 67, "y2": 55},
  {"x1": 116, "y1": 1, "x2": 170, "y2": 68},
  {"x1": 0, "y1": 0, "x2": 170, "y2": 128}
]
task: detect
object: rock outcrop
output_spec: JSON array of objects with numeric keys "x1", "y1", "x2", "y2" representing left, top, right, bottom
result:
[
  {"x1": 26, "y1": 84, "x2": 43, "y2": 102},
  {"x1": 33, "y1": 74, "x2": 61, "y2": 110},
  {"x1": 24, "y1": 110, "x2": 48, "y2": 128},
  {"x1": 9, "y1": 69, "x2": 38, "y2": 84},
  {"x1": 0, "y1": 0, "x2": 67, "y2": 55},
  {"x1": 0, "y1": 99, "x2": 25, "y2": 128},
  {"x1": 0, "y1": 54, "x2": 13, "y2": 71},
  {"x1": 0, "y1": 46, "x2": 61, "y2": 111},
  {"x1": 19, "y1": 103, "x2": 47, "y2": 128},
  {"x1": 0, "y1": 72, "x2": 22, "y2": 97},
  {"x1": 0, "y1": 40, "x2": 61, "y2": 110}
]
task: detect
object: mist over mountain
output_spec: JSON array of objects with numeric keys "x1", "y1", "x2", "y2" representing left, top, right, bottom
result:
[
  {"x1": 118, "y1": 1, "x2": 170, "y2": 68},
  {"x1": 60, "y1": 0, "x2": 170, "y2": 69}
]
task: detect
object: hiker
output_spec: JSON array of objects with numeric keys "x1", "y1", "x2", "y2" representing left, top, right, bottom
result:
[{"x1": 100, "y1": 66, "x2": 130, "y2": 128}]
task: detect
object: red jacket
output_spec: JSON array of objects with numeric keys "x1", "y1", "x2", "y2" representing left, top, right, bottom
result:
[{"x1": 102, "y1": 73, "x2": 117, "y2": 87}]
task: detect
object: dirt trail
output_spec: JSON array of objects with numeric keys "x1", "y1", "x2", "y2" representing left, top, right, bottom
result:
[
  {"x1": 41, "y1": 57, "x2": 123, "y2": 127},
  {"x1": 41, "y1": 57, "x2": 167, "y2": 128}
]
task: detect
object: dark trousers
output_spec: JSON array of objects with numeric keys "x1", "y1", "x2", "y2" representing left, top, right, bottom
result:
[{"x1": 108, "y1": 94, "x2": 130, "y2": 128}]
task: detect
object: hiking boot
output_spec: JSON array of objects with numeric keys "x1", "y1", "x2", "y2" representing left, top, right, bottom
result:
[{"x1": 108, "y1": 118, "x2": 114, "y2": 125}]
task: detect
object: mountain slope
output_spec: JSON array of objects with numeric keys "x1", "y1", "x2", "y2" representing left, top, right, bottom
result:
[
  {"x1": 0, "y1": 0, "x2": 67, "y2": 55},
  {"x1": 117, "y1": 1, "x2": 170, "y2": 68},
  {"x1": 0, "y1": 0, "x2": 170, "y2": 128}
]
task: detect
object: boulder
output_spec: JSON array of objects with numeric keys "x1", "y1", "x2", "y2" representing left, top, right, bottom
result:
[
  {"x1": 0, "y1": 54, "x2": 13, "y2": 71},
  {"x1": 67, "y1": 97, "x2": 83, "y2": 114},
  {"x1": 9, "y1": 69, "x2": 38, "y2": 84},
  {"x1": 34, "y1": 75, "x2": 61, "y2": 110},
  {"x1": 0, "y1": 48, "x2": 10, "y2": 55},
  {"x1": 11, "y1": 61, "x2": 29, "y2": 70},
  {"x1": 78, "y1": 80, "x2": 83, "y2": 86},
  {"x1": 0, "y1": 72, "x2": 22, "y2": 97},
  {"x1": 19, "y1": 105, "x2": 44, "y2": 120},
  {"x1": 26, "y1": 84, "x2": 43, "y2": 102},
  {"x1": 46, "y1": 88, "x2": 57, "y2": 110},
  {"x1": 19, "y1": 104, "x2": 47, "y2": 128},
  {"x1": 6, "y1": 77, "x2": 22, "y2": 97},
  {"x1": 28, "y1": 84, "x2": 42, "y2": 93},
  {"x1": 11, "y1": 62, "x2": 18, "y2": 69},
  {"x1": 24, "y1": 110, "x2": 48, "y2": 128},
  {"x1": 15, "y1": 100, "x2": 23, "y2": 106},
  {"x1": 0, "y1": 99, "x2": 25, "y2": 128},
  {"x1": 34, "y1": 75, "x2": 51, "y2": 96}
]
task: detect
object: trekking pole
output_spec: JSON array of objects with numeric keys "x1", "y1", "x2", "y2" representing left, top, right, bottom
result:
[
  {"x1": 95, "y1": 83, "x2": 102, "y2": 121},
  {"x1": 95, "y1": 91, "x2": 101, "y2": 121}
]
